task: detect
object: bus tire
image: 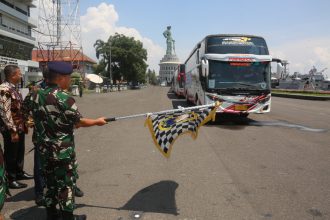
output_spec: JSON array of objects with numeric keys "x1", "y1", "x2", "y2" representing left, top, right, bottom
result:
[
  {"x1": 186, "y1": 92, "x2": 192, "y2": 105},
  {"x1": 195, "y1": 95, "x2": 199, "y2": 106},
  {"x1": 240, "y1": 113, "x2": 249, "y2": 118}
]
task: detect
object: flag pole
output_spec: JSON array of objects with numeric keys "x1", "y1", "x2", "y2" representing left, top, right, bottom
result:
[{"x1": 105, "y1": 102, "x2": 219, "y2": 122}]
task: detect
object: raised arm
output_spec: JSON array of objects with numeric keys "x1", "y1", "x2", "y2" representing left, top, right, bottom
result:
[{"x1": 75, "y1": 117, "x2": 107, "y2": 128}]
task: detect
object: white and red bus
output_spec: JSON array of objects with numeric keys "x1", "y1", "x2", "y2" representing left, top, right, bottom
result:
[
  {"x1": 184, "y1": 34, "x2": 283, "y2": 116},
  {"x1": 171, "y1": 64, "x2": 186, "y2": 97}
]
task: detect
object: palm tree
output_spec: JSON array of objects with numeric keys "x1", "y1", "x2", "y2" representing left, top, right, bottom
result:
[{"x1": 93, "y1": 39, "x2": 111, "y2": 78}]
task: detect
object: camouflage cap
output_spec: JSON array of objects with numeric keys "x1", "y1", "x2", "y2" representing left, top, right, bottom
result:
[{"x1": 47, "y1": 61, "x2": 73, "y2": 75}]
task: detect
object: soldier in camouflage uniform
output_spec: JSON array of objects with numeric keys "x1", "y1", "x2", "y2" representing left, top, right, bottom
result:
[
  {"x1": 27, "y1": 72, "x2": 84, "y2": 208},
  {"x1": 24, "y1": 61, "x2": 107, "y2": 220}
]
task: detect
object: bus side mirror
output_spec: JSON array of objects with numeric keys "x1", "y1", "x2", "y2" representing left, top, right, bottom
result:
[
  {"x1": 201, "y1": 59, "x2": 208, "y2": 78},
  {"x1": 272, "y1": 58, "x2": 284, "y2": 78},
  {"x1": 276, "y1": 63, "x2": 284, "y2": 76}
]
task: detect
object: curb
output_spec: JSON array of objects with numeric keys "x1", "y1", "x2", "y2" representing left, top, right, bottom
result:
[{"x1": 272, "y1": 93, "x2": 330, "y2": 101}]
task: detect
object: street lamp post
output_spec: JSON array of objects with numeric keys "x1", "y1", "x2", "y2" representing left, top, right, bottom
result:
[{"x1": 109, "y1": 40, "x2": 112, "y2": 92}]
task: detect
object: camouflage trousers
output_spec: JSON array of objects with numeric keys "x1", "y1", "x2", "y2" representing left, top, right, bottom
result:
[
  {"x1": 0, "y1": 147, "x2": 6, "y2": 211},
  {"x1": 43, "y1": 159, "x2": 79, "y2": 212}
]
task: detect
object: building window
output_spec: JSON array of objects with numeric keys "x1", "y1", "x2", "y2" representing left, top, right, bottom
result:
[
  {"x1": 0, "y1": 36, "x2": 33, "y2": 60},
  {"x1": 0, "y1": 0, "x2": 28, "y2": 16},
  {"x1": 0, "y1": 0, "x2": 14, "y2": 8}
]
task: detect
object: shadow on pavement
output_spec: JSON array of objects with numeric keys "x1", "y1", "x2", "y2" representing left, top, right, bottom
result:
[
  {"x1": 166, "y1": 92, "x2": 177, "y2": 100},
  {"x1": 10, "y1": 205, "x2": 45, "y2": 220},
  {"x1": 207, "y1": 114, "x2": 252, "y2": 130},
  {"x1": 171, "y1": 100, "x2": 189, "y2": 109},
  {"x1": 119, "y1": 180, "x2": 178, "y2": 215},
  {"x1": 77, "y1": 180, "x2": 179, "y2": 216},
  {"x1": 7, "y1": 187, "x2": 35, "y2": 202},
  {"x1": 167, "y1": 91, "x2": 190, "y2": 110},
  {"x1": 208, "y1": 114, "x2": 327, "y2": 133},
  {"x1": 9, "y1": 181, "x2": 179, "y2": 219}
]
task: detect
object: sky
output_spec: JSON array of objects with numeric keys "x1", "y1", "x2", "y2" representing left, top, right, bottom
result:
[{"x1": 35, "y1": 0, "x2": 330, "y2": 77}]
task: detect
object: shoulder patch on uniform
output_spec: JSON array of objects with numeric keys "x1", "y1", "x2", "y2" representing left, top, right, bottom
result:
[
  {"x1": 46, "y1": 94, "x2": 58, "y2": 105},
  {"x1": 66, "y1": 97, "x2": 75, "y2": 107}
]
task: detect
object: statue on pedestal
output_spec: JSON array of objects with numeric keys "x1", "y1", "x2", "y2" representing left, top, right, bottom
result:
[{"x1": 163, "y1": 26, "x2": 175, "y2": 55}]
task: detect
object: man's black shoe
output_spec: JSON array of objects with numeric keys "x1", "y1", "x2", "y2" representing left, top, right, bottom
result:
[
  {"x1": 16, "y1": 172, "x2": 34, "y2": 180},
  {"x1": 74, "y1": 215, "x2": 87, "y2": 220},
  {"x1": 75, "y1": 187, "x2": 84, "y2": 197},
  {"x1": 46, "y1": 206, "x2": 61, "y2": 220},
  {"x1": 35, "y1": 194, "x2": 45, "y2": 206},
  {"x1": 62, "y1": 211, "x2": 86, "y2": 220},
  {"x1": 8, "y1": 181, "x2": 28, "y2": 189}
]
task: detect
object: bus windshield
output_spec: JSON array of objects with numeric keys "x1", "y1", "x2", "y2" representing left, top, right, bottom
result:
[
  {"x1": 206, "y1": 36, "x2": 269, "y2": 55},
  {"x1": 208, "y1": 60, "x2": 271, "y2": 90}
]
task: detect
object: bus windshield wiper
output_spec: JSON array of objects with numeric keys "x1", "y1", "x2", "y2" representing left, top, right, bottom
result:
[{"x1": 235, "y1": 83, "x2": 259, "y2": 89}]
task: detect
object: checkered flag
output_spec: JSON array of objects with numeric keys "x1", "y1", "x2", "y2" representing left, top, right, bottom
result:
[{"x1": 145, "y1": 103, "x2": 219, "y2": 158}]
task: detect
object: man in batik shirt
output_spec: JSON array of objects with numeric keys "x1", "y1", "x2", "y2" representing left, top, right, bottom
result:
[{"x1": 0, "y1": 65, "x2": 33, "y2": 189}]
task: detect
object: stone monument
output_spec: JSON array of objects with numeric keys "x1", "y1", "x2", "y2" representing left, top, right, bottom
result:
[{"x1": 159, "y1": 26, "x2": 180, "y2": 85}]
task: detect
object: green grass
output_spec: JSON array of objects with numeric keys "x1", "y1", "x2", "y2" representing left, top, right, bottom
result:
[{"x1": 272, "y1": 89, "x2": 330, "y2": 97}]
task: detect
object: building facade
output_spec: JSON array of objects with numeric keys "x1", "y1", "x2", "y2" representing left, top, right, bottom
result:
[
  {"x1": 159, "y1": 55, "x2": 180, "y2": 85},
  {"x1": 32, "y1": 49, "x2": 97, "y2": 76},
  {"x1": 0, "y1": 0, "x2": 40, "y2": 84}
]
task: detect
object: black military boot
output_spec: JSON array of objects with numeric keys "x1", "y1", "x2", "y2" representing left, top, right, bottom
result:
[
  {"x1": 62, "y1": 211, "x2": 87, "y2": 220},
  {"x1": 46, "y1": 206, "x2": 60, "y2": 220},
  {"x1": 35, "y1": 194, "x2": 45, "y2": 206},
  {"x1": 74, "y1": 186, "x2": 84, "y2": 197}
]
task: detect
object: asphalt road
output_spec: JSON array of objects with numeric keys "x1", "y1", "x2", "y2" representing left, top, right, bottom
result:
[{"x1": 3, "y1": 86, "x2": 330, "y2": 220}]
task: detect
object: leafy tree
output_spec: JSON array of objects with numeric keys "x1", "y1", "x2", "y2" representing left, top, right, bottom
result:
[
  {"x1": 94, "y1": 33, "x2": 148, "y2": 84},
  {"x1": 147, "y1": 69, "x2": 157, "y2": 85},
  {"x1": 71, "y1": 72, "x2": 81, "y2": 85},
  {"x1": 92, "y1": 61, "x2": 107, "y2": 77}
]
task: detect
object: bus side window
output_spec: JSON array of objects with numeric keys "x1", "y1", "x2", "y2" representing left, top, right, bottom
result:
[{"x1": 196, "y1": 50, "x2": 199, "y2": 64}]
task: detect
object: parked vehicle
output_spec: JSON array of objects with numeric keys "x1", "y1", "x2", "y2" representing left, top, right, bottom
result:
[
  {"x1": 184, "y1": 34, "x2": 283, "y2": 116},
  {"x1": 171, "y1": 64, "x2": 186, "y2": 97}
]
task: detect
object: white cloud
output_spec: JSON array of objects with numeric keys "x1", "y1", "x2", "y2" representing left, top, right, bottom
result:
[
  {"x1": 270, "y1": 37, "x2": 330, "y2": 78},
  {"x1": 80, "y1": 3, "x2": 164, "y2": 72}
]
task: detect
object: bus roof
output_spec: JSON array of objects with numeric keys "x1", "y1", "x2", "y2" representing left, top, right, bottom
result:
[
  {"x1": 204, "y1": 34, "x2": 265, "y2": 40},
  {"x1": 185, "y1": 34, "x2": 266, "y2": 64}
]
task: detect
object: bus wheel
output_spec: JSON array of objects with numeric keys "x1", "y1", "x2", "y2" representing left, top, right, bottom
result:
[
  {"x1": 195, "y1": 95, "x2": 199, "y2": 106},
  {"x1": 240, "y1": 113, "x2": 249, "y2": 118},
  {"x1": 186, "y1": 93, "x2": 192, "y2": 105}
]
